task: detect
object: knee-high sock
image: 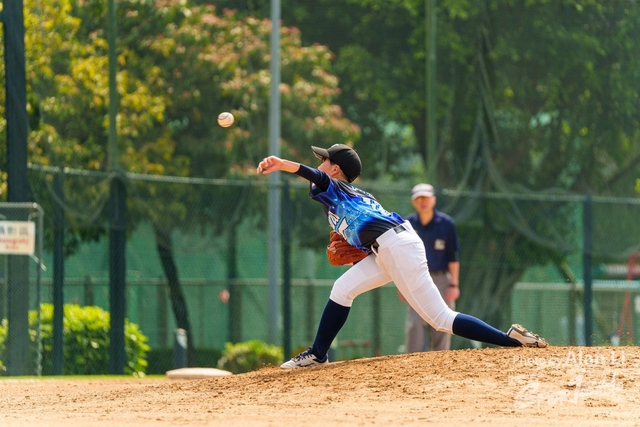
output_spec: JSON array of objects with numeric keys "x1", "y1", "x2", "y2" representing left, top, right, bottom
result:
[
  {"x1": 452, "y1": 313, "x2": 521, "y2": 347},
  {"x1": 312, "y1": 299, "x2": 351, "y2": 358}
]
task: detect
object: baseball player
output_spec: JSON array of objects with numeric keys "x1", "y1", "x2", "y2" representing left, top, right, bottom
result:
[
  {"x1": 256, "y1": 144, "x2": 547, "y2": 369},
  {"x1": 399, "y1": 183, "x2": 460, "y2": 353}
]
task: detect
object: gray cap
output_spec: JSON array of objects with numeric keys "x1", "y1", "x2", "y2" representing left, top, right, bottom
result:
[{"x1": 411, "y1": 183, "x2": 435, "y2": 200}]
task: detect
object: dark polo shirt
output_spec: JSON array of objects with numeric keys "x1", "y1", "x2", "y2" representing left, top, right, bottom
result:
[{"x1": 405, "y1": 210, "x2": 459, "y2": 272}]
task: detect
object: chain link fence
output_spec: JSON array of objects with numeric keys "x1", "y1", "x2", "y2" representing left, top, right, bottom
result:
[{"x1": 1, "y1": 167, "x2": 639, "y2": 375}]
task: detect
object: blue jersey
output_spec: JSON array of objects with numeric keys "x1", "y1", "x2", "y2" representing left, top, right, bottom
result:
[
  {"x1": 296, "y1": 165, "x2": 404, "y2": 251},
  {"x1": 405, "y1": 210, "x2": 459, "y2": 271}
]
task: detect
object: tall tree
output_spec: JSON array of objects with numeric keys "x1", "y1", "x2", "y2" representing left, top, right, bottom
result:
[
  {"x1": 214, "y1": 0, "x2": 640, "y2": 332},
  {"x1": 3, "y1": 0, "x2": 359, "y2": 354}
]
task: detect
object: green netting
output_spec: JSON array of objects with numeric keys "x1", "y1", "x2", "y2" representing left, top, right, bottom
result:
[
  {"x1": 2, "y1": 168, "x2": 640, "y2": 374},
  {"x1": 512, "y1": 281, "x2": 640, "y2": 346}
]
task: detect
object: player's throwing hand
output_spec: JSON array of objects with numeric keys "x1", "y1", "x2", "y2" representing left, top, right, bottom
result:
[
  {"x1": 257, "y1": 156, "x2": 281, "y2": 174},
  {"x1": 257, "y1": 156, "x2": 300, "y2": 175}
]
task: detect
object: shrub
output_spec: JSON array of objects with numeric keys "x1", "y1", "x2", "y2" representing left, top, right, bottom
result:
[
  {"x1": 0, "y1": 319, "x2": 6, "y2": 373},
  {"x1": 0, "y1": 303, "x2": 150, "y2": 375},
  {"x1": 217, "y1": 340, "x2": 283, "y2": 374}
]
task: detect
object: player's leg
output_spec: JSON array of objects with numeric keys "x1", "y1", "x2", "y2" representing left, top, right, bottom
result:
[
  {"x1": 375, "y1": 230, "x2": 457, "y2": 333},
  {"x1": 377, "y1": 229, "x2": 546, "y2": 348},
  {"x1": 281, "y1": 254, "x2": 392, "y2": 368},
  {"x1": 314, "y1": 254, "x2": 391, "y2": 357}
]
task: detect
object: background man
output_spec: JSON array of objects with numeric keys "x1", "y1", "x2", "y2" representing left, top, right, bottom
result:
[{"x1": 399, "y1": 183, "x2": 460, "y2": 352}]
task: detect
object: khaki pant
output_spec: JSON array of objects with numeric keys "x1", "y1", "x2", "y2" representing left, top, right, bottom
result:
[{"x1": 404, "y1": 271, "x2": 455, "y2": 352}]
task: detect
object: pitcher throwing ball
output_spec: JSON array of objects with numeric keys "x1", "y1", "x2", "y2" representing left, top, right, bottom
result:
[{"x1": 257, "y1": 144, "x2": 547, "y2": 369}]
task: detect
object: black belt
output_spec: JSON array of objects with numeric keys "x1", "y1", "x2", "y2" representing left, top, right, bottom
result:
[{"x1": 371, "y1": 223, "x2": 407, "y2": 252}]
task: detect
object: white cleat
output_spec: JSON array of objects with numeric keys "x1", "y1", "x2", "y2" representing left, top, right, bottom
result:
[
  {"x1": 508, "y1": 324, "x2": 548, "y2": 348},
  {"x1": 281, "y1": 347, "x2": 329, "y2": 369}
]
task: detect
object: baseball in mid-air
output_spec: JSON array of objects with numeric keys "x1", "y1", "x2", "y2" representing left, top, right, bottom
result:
[{"x1": 217, "y1": 112, "x2": 234, "y2": 128}]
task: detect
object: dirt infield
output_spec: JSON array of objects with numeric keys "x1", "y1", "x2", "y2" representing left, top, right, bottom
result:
[{"x1": 1, "y1": 346, "x2": 639, "y2": 426}]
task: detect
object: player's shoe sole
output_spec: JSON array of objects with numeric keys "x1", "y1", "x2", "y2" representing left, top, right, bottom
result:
[
  {"x1": 507, "y1": 324, "x2": 548, "y2": 348},
  {"x1": 281, "y1": 347, "x2": 329, "y2": 369}
]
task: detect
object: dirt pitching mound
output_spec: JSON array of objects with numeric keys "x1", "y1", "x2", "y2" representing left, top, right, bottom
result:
[{"x1": 2, "y1": 346, "x2": 640, "y2": 426}]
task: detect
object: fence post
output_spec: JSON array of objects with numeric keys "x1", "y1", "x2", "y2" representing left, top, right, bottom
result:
[
  {"x1": 582, "y1": 194, "x2": 593, "y2": 346},
  {"x1": 227, "y1": 224, "x2": 242, "y2": 343},
  {"x1": 372, "y1": 288, "x2": 381, "y2": 356},
  {"x1": 6, "y1": 236, "x2": 30, "y2": 377},
  {"x1": 0, "y1": 262, "x2": 5, "y2": 321},
  {"x1": 282, "y1": 179, "x2": 292, "y2": 359},
  {"x1": 53, "y1": 172, "x2": 65, "y2": 375},
  {"x1": 304, "y1": 250, "x2": 316, "y2": 346},
  {"x1": 109, "y1": 175, "x2": 127, "y2": 374},
  {"x1": 157, "y1": 278, "x2": 168, "y2": 348},
  {"x1": 4, "y1": 0, "x2": 29, "y2": 376}
]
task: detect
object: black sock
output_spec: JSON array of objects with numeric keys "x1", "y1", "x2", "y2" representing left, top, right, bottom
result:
[
  {"x1": 311, "y1": 299, "x2": 351, "y2": 359},
  {"x1": 452, "y1": 313, "x2": 521, "y2": 347}
]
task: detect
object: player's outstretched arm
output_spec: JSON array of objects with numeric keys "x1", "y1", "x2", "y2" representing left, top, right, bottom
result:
[{"x1": 257, "y1": 156, "x2": 301, "y2": 175}]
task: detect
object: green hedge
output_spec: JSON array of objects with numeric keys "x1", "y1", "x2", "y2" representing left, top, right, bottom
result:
[
  {"x1": 0, "y1": 319, "x2": 6, "y2": 373},
  {"x1": 0, "y1": 304, "x2": 150, "y2": 376}
]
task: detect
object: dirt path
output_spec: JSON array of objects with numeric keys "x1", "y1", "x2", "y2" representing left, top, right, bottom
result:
[{"x1": 1, "y1": 346, "x2": 639, "y2": 426}]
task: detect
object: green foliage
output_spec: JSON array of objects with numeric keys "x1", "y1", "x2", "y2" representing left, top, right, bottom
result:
[
  {"x1": 0, "y1": 320, "x2": 6, "y2": 373},
  {"x1": 2, "y1": 0, "x2": 639, "y2": 196},
  {"x1": 217, "y1": 340, "x2": 283, "y2": 374},
  {"x1": 2, "y1": 0, "x2": 362, "y2": 359},
  {"x1": 1, "y1": 0, "x2": 363, "y2": 246},
  {"x1": 0, "y1": 304, "x2": 150, "y2": 376},
  {"x1": 3, "y1": 0, "x2": 639, "y2": 352},
  {"x1": 238, "y1": 0, "x2": 640, "y2": 332},
  {"x1": 259, "y1": 0, "x2": 640, "y2": 194}
]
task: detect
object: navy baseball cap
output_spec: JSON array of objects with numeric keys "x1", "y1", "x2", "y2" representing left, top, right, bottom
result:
[{"x1": 311, "y1": 144, "x2": 362, "y2": 182}]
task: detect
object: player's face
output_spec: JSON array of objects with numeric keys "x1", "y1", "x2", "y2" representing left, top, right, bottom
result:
[
  {"x1": 318, "y1": 157, "x2": 341, "y2": 177},
  {"x1": 412, "y1": 196, "x2": 436, "y2": 214}
]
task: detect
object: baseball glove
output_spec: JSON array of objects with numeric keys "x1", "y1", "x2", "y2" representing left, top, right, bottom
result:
[{"x1": 326, "y1": 231, "x2": 369, "y2": 266}]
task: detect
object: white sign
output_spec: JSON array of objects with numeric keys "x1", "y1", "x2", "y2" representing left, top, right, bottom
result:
[{"x1": 0, "y1": 221, "x2": 36, "y2": 255}]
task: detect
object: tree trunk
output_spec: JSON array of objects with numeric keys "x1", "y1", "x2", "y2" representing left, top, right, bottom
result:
[
  {"x1": 227, "y1": 222, "x2": 242, "y2": 343},
  {"x1": 153, "y1": 225, "x2": 194, "y2": 365}
]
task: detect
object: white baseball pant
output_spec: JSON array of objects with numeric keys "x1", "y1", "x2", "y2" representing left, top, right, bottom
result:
[{"x1": 329, "y1": 221, "x2": 459, "y2": 333}]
